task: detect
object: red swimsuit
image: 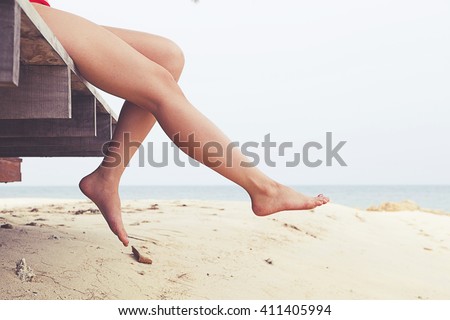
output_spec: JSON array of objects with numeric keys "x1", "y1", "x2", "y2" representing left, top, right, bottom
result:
[{"x1": 29, "y1": 0, "x2": 50, "y2": 6}]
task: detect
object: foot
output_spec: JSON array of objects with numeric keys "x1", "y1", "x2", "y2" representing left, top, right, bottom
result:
[
  {"x1": 250, "y1": 183, "x2": 330, "y2": 216},
  {"x1": 79, "y1": 170, "x2": 129, "y2": 246}
]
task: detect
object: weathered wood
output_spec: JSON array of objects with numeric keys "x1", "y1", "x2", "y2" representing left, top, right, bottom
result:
[
  {"x1": 16, "y1": 0, "x2": 118, "y2": 121},
  {"x1": 19, "y1": 9, "x2": 65, "y2": 66},
  {"x1": 0, "y1": 0, "x2": 21, "y2": 87},
  {"x1": 0, "y1": 95, "x2": 96, "y2": 137},
  {"x1": 0, "y1": 157, "x2": 22, "y2": 183},
  {"x1": 0, "y1": 65, "x2": 71, "y2": 119},
  {"x1": 0, "y1": 114, "x2": 113, "y2": 157},
  {"x1": 97, "y1": 113, "x2": 113, "y2": 140},
  {"x1": 0, "y1": 141, "x2": 110, "y2": 157},
  {"x1": 0, "y1": 0, "x2": 118, "y2": 158}
]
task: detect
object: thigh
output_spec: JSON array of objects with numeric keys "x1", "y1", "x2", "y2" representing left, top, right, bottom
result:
[
  {"x1": 102, "y1": 26, "x2": 184, "y2": 80},
  {"x1": 32, "y1": 4, "x2": 179, "y2": 109}
]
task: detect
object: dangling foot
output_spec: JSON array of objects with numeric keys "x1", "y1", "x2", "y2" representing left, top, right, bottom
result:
[
  {"x1": 79, "y1": 169, "x2": 129, "y2": 246},
  {"x1": 250, "y1": 182, "x2": 330, "y2": 216}
]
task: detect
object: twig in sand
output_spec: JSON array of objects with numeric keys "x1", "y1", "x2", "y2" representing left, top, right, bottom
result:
[{"x1": 131, "y1": 246, "x2": 153, "y2": 265}]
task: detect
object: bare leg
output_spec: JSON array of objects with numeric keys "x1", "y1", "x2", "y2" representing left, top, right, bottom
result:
[
  {"x1": 79, "y1": 102, "x2": 155, "y2": 246},
  {"x1": 34, "y1": 5, "x2": 329, "y2": 246},
  {"x1": 79, "y1": 28, "x2": 184, "y2": 246}
]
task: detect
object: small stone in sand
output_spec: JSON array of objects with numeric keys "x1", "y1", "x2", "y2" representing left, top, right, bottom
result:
[
  {"x1": 26, "y1": 222, "x2": 38, "y2": 227},
  {"x1": 49, "y1": 235, "x2": 60, "y2": 240},
  {"x1": 74, "y1": 208, "x2": 100, "y2": 215},
  {"x1": 16, "y1": 258, "x2": 35, "y2": 282},
  {"x1": 283, "y1": 223, "x2": 301, "y2": 232},
  {"x1": 132, "y1": 246, "x2": 153, "y2": 264},
  {"x1": 149, "y1": 204, "x2": 159, "y2": 210},
  {"x1": 1, "y1": 223, "x2": 13, "y2": 229},
  {"x1": 30, "y1": 208, "x2": 39, "y2": 213},
  {"x1": 264, "y1": 258, "x2": 273, "y2": 265}
]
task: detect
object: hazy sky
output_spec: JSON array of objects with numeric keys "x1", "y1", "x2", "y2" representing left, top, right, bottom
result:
[{"x1": 13, "y1": 0, "x2": 450, "y2": 185}]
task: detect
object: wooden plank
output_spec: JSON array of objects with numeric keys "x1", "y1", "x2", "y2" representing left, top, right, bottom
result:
[
  {"x1": 0, "y1": 157, "x2": 22, "y2": 183},
  {"x1": 16, "y1": 0, "x2": 118, "y2": 122},
  {"x1": 19, "y1": 8, "x2": 65, "y2": 66},
  {"x1": 0, "y1": 114, "x2": 113, "y2": 157},
  {"x1": 97, "y1": 113, "x2": 113, "y2": 140},
  {"x1": 0, "y1": 0, "x2": 21, "y2": 87},
  {"x1": 0, "y1": 65, "x2": 71, "y2": 119},
  {"x1": 0, "y1": 140, "x2": 110, "y2": 157},
  {"x1": 0, "y1": 95, "x2": 96, "y2": 137}
]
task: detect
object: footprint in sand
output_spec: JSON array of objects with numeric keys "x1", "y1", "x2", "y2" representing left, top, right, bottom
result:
[
  {"x1": 354, "y1": 213, "x2": 365, "y2": 222},
  {"x1": 282, "y1": 223, "x2": 318, "y2": 239}
]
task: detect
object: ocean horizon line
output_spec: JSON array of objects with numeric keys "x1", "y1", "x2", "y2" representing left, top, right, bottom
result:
[
  {"x1": 1, "y1": 185, "x2": 449, "y2": 212},
  {"x1": 2, "y1": 183, "x2": 450, "y2": 187}
]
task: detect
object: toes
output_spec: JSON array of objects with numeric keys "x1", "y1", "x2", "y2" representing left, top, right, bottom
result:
[
  {"x1": 317, "y1": 194, "x2": 330, "y2": 204},
  {"x1": 116, "y1": 227, "x2": 129, "y2": 247},
  {"x1": 312, "y1": 197, "x2": 328, "y2": 207},
  {"x1": 119, "y1": 233, "x2": 129, "y2": 247},
  {"x1": 115, "y1": 231, "x2": 129, "y2": 247},
  {"x1": 109, "y1": 223, "x2": 129, "y2": 246},
  {"x1": 313, "y1": 199, "x2": 323, "y2": 207}
]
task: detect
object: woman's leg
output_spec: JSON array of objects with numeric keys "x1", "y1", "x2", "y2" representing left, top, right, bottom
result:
[
  {"x1": 33, "y1": 5, "x2": 329, "y2": 246},
  {"x1": 79, "y1": 28, "x2": 185, "y2": 246},
  {"x1": 79, "y1": 102, "x2": 155, "y2": 246}
]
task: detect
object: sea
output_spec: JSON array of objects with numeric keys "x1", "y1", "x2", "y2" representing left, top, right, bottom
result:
[{"x1": 0, "y1": 185, "x2": 449, "y2": 212}]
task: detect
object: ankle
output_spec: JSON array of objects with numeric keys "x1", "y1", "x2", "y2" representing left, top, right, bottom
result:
[
  {"x1": 247, "y1": 178, "x2": 281, "y2": 199},
  {"x1": 90, "y1": 166, "x2": 122, "y2": 186}
]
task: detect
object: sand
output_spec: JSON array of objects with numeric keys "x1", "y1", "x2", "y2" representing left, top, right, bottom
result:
[{"x1": 1, "y1": 198, "x2": 449, "y2": 300}]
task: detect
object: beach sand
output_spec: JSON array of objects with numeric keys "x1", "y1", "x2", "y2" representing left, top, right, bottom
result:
[{"x1": 1, "y1": 198, "x2": 449, "y2": 300}]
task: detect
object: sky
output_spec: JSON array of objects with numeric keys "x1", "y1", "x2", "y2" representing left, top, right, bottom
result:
[{"x1": 13, "y1": 0, "x2": 450, "y2": 185}]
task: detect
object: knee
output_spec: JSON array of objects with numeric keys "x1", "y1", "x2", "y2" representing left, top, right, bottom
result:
[
  {"x1": 162, "y1": 40, "x2": 185, "y2": 81},
  {"x1": 139, "y1": 65, "x2": 184, "y2": 112}
]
